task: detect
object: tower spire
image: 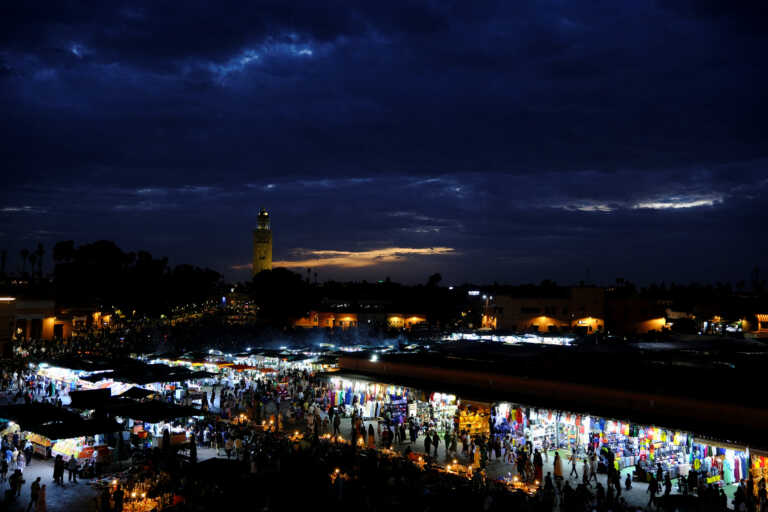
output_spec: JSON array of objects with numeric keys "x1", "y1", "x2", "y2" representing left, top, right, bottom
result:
[{"x1": 253, "y1": 208, "x2": 272, "y2": 275}]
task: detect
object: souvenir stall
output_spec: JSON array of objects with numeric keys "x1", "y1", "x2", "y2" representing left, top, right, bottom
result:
[
  {"x1": 629, "y1": 427, "x2": 689, "y2": 479},
  {"x1": 554, "y1": 412, "x2": 583, "y2": 451},
  {"x1": 689, "y1": 438, "x2": 748, "y2": 487},
  {"x1": 51, "y1": 436, "x2": 109, "y2": 459},
  {"x1": 1, "y1": 420, "x2": 20, "y2": 443},
  {"x1": 750, "y1": 450, "x2": 768, "y2": 497},
  {"x1": 429, "y1": 392, "x2": 458, "y2": 434},
  {"x1": 384, "y1": 398, "x2": 408, "y2": 425},
  {"x1": 327, "y1": 376, "x2": 414, "y2": 421},
  {"x1": 129, "y1": 420, "x2": 189, "y2": 449},
  {"x1": 407, "y1": 400, "x2": 431, "y2": 425},
  {"x1": 26, "y1": 433, "x2": 53, "y2": 457},
  {"x1": 585, "y1": 420, "x2": 691, "y2": 480},
  {"x1": 521, "y1": 408, "x2": 557, "y2": 452},
  {"x1": 25, "y1": 430, "x2": 111, "y2": 460},
  {"x1": 36, "y1": 364, "x2": 87, "y2": 394},
  {"x1": 457, "y1": 400, "x2": 490, "y2": 437}
]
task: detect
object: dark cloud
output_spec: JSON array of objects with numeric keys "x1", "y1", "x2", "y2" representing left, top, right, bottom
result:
[{"x1": 1, "y1": 1, "x2": 766, "y2": 283}]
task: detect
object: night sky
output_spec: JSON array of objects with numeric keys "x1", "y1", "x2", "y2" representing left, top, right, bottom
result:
[{"x1": 1, "y1": 2, "x2": 767, "y2": 284}]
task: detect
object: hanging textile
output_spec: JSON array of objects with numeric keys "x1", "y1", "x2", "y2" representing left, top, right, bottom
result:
[{"x1": 724, "y1": 458, "x2": 734, "y2": 484}]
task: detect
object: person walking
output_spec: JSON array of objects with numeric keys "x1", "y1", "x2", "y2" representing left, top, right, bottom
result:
[
  {"x1": 67, "y1": 456, "x2": 78, "y2": 483},
  {"x1": 582, "y1": 458, "x2": 591, "y2": 487},
  {"x1": 554, "y1": 451, "x2": 563, "y2": 481},
  {"x1": 10, "y1": 469, "x2": 24, "y2": 497},
  {"x1": 52, "y1": 455, "x2": 64, "y2": 486},
  {"x1": 534, "y1": 448, "x2": 543, "y2": 482},
  {"x1": 26, "y1": 476, "x2": 40, "y2": 512},
  {"x1": 24, "y1": 443, "x2": 33, "y2": 466},
  {"x1": 569, "y1": 452, "x2": 578, "y2": 478},
  {"x1": 113, "y1": 485, "x2": 124, "y2": 512},
  {"x1": 35, "y1": 484, "x2": 46, "y2": 512},
  {"x1": 589, "y1": 453, "x2": 598, "y2": 484},
  {"x1": 648, "y1": 475, "x2": 658, "y2": 508}
]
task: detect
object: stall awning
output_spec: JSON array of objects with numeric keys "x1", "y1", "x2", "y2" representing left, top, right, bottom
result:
[
  {"x1": 73, "y1": 359, "x2": 211, "y2": 385},
  {"x1": 118, "y1": 387, "x2": 154, "y2": 400},
  {"x1": 0, "y1": 404, "x2": 83, "y2": 430},
  {"x1": 693, "y1": 437, "x2": 747, "y2": 452},
  {"x1": 31, "y1": 419, "x2": 121, "y2": 440},
  {"x1": 459, "y1": 399, "x2": 492, "y2": 410},
  {"x1": 105, "y1": 400, "x2": 204, "y2": 423},
  {"x1": 70, "y1": 389, "x2": 111, "y2": 409}
]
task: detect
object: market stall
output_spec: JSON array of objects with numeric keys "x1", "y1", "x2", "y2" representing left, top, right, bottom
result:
[{"x1": 457, "y1": 400, "x2": 490, "y2": 437}]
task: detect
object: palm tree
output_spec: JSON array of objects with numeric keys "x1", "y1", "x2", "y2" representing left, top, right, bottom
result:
[
  {"x1": 28, "y1": 254, "x2": 37, "y2": 278},
  {"x1": 20, "y1": 248, "x2": 29, "y2": 274},
  {"x1": 35, "y1": 243, "x2": 45, "y2": 277}
]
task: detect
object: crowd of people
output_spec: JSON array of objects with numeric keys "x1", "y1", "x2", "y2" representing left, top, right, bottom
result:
[{"x1": 0, "y1": 330, "x2": 766, "y2": 512}]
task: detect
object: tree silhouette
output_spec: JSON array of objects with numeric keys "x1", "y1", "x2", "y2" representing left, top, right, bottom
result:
[
  {"x1": 247, "y1": 268, "x2": 312, "y2": 327},
  {"x1": 19, "y1": 248, "x2": 29, "y2": 274},
  {"x1": 35, "y1": 243, "x2": 45, "y2": 277},
  {"x1": 28, "y1": 253, "x2": 37, "y2": 277}
]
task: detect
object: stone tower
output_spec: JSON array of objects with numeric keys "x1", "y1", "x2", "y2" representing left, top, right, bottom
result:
[{"x1": 252, "y1": 208, "x2": 272, "y2": 276}]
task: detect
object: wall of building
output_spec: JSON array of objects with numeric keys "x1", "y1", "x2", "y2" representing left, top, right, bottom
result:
[
  {"x1": 294, "y1": 311, "x2": 425, "y2": 330},
  {"x1": 387, "y1": 314, "x2": 426, "y2": 329},
  {"x1": 0, "y1": 298, "x2": 15, "y2": 356},
  {"x1": 490, "y1": 287, "x2": 605, "y2": 333},
  {"x1": 605, "y1": 296, "x2": 667, "y2": 334},
  {"x1": 13, "y1": 299, "x2": 56, "y2": 340}
]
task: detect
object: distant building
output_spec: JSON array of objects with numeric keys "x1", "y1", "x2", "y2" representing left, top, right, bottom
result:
[
  {"x1": 486, "y1": 287, "x2": 605, "y2": 333},
  {"x1": 605, "y1": 295, "x2": 667, "y2": 334},
  {"x1": 252, "y1": 208, "x2": 273, "y2": 276},
  {"x1": 0, "y1": 297, "x2": 15, "y2": 356},
  {"x1": 293, "y1": 311, "x2": 426, "y2": 330},
  {"x1": 755, "y1": 314, "x2": 768, "y2": 338},
  {"x1": 2, "y1": 299, "x2": 110, "y2": 342},
  {"x1": 13, "y1": 299, "x2": 58, "y2": 339}
]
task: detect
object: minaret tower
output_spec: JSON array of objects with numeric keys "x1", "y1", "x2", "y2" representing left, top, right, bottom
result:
[{"x1": 252, "y1": 208, "x2": 272, "y2": 276}]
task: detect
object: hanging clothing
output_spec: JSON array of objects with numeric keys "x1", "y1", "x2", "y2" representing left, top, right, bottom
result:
[{"x1": 724, "y1": 458, "x2": 734, "y2": 484}]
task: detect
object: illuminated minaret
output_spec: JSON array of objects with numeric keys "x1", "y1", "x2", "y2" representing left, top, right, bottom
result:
[{"x1": 252, "y1": 208, "x2": 272, "y2": 276}]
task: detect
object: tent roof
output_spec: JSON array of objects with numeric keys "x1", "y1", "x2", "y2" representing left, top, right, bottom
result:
[
  {"x1": 69, "y1": 389, "x2": 111, "y2": 409},
  {"x1": 79, "y1": 361, "x2": 211, "y2": 385},
  {"x1": 31, "y1": 419, "x2": 122, "y2": 440},
  {"x1": 117, "y1": 387, "x2": 154, "y2": 400},
  {"x1": 105, "y1": 400, "x2": 204, "y2": 423},
  {"x1": 0, "y1": 404, "x2": 83, "y2": 430}
]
